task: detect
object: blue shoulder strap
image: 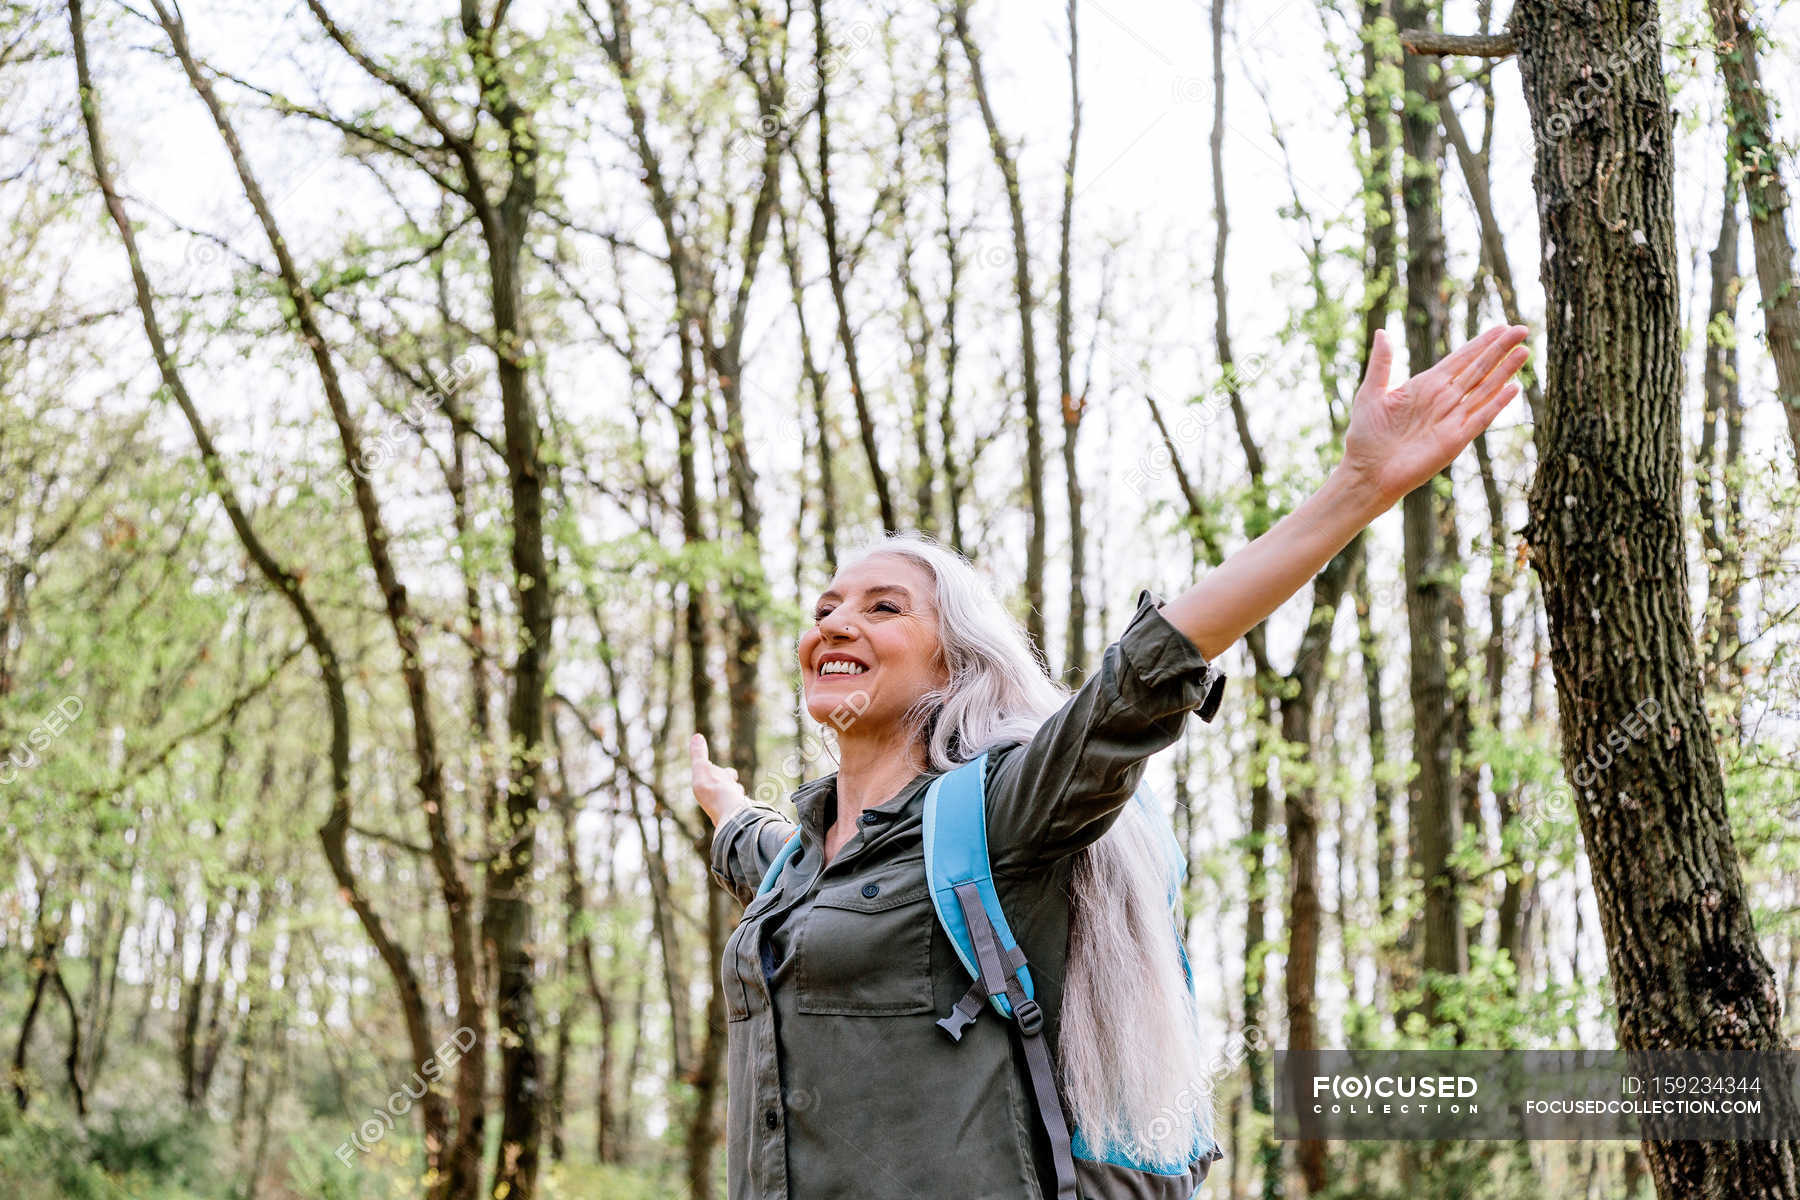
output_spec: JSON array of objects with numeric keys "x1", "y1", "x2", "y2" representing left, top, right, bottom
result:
[
  {"x1": 754, "y1": 828, "x2": 802, "y2": 897},
  {"x1": 923, "y1": 750, "x2": 1218, "y2": 1185},
  {"x1": 920, "y1": 751, "x2": 1035, "y2": 1021}
]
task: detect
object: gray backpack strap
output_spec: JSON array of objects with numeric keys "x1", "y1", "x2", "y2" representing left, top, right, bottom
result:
[{"x1": 949, "y1": 880, "x2": 1080, "y2": 1200}]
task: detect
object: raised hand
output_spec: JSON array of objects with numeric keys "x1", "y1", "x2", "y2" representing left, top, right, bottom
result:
[
  {"x1": 690, "y1": 732, "x2": 750, "y2": 827},
  {"x1": 1339, "y1": 324, "x2": 1530, "y2": 507}
]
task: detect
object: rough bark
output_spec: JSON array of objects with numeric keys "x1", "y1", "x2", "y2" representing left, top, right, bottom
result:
[{"x1": 1513, "y1": 1, "x2": 1800, "y2": 1194}]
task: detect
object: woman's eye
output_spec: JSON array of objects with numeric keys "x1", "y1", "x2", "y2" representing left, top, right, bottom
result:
[
  {"x1": 813, "y1": 607, "x2": 833, "y2": 622},
  {"x1": 873, "y1": 601, "x2": 900, "y2": 613}
]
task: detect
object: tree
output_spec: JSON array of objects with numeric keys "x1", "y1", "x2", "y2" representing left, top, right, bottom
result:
[
  {"x1": 1707, "y1": 0, "x2": 1800, "y2": 464},
  {"x1": 1412, "y1": 2, "x2": 1800, "y2": 1194}
]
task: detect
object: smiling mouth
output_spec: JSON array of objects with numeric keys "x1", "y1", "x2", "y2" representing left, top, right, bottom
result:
[{"x1": 817, "y1": 661, "x2": 869, "y2": 677}]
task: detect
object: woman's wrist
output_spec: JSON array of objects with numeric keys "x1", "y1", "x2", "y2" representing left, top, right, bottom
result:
[{"x1": 1320, "y1": 462, "x2": 1398, "y2": 527}]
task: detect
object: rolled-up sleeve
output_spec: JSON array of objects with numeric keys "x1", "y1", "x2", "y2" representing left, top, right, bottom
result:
[
  {"x1": 709, "y1": 803, "x2": 798, "y2": 906},
  {"x1": 986, "y1": 588, "x2": 1227, "y2": 874}
]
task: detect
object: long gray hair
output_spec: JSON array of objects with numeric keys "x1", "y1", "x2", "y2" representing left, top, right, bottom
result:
[{"x1": 831, "y1": 531, "x2": 1217, "y2": 1165}]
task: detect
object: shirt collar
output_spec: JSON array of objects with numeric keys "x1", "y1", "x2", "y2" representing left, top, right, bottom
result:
[{"x1": 792, "y1": 768, "x2": 937, "y2": 844}]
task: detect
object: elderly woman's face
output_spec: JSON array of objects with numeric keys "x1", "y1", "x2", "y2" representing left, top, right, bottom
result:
[{"x1": 799, "y1": 554, "x2": 947, "y2": 733}]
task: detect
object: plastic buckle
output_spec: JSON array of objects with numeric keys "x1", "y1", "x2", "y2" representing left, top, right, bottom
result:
[
  {"x1": 1012, "y1": 996, "x2": 1044, "y2": 1036},
  {"x1": 936, "y1": 1007, "x2": 976, "y2": 1043}
]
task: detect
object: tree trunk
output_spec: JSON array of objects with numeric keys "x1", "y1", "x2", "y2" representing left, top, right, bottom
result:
[
  {"x1": 936, "y1": 30, "x2": 968, "y2": 556},
  {"x1": 1707, "y1": 0, "x2": 1800, "y2": 462},
  {"x1": 812, "y1": 0, "x2": 898, "y2": 535},
  {"x1": 1356, "y1": 0, "x2": 1402, "y2": 1002},
  {"x1": 1396, "y1": 0, "x2": 1468, "y2": 1032},
  {"x1": 1280, "y1": 547, "x2": 1359, "y2": 1195},
  {"x1": 781, "y1": 209, "x2": 839, "y2": 565},
  {"x1": 1698, "y1": 162, "x2": 1746, "y2": 712},
  {"x1": 1513, "y1": 2, "x2": 1800, "y2": 1194},
  {"x1": 954, "y1": 0, "x2": 1048, "y2": 663},
  {"x1": 1058, "y1": 0, "x2": 1088, "y2": 684}
]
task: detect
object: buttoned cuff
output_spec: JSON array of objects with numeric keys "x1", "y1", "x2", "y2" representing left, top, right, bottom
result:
[
  {"x1": 711, "y1": 803, "x2": 759, "y2": 867},
  {"x1": 709, "y1": 804, "x2": 762, "y2": 896},
  {"x1": 1118, "y1": 588, "x2": 1228, "y2": 723}
]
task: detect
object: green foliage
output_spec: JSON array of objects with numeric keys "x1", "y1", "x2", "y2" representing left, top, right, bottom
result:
[
  {"x1": 0, "y1": 1103, "x2": 223, "y2": 1200},
  {"x1": 84, "y1": 1107, "x2": 214, "y2": 1186},
  {"x1": 542, "y1": 1162, "x2": 682, "y2": 1200},
  {"x1": 1317, "y1": 1139, "x2": 1544, "y2": 1200}
]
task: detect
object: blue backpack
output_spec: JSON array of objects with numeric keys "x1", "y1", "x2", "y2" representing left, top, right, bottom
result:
[{"x1": 755, "y1": 749, "x2": 1221, "y2": 1199}]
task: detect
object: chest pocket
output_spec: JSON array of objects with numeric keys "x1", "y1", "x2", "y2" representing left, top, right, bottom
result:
[{"x1": 794, "y1": 864, "x2": 935, "y2": 1016}]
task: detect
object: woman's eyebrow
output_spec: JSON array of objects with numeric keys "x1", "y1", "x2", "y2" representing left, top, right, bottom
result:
[{"x1": 812, "y1": 584, "x2": 912, "y2": 606}]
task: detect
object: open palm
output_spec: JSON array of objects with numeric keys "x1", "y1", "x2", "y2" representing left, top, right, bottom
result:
[
  {"x1": 690, "y1": 732, "x2": 750, "y2": 827},
  {"x1": 1341, "y1": 324, "x2": 1530, "y2": 505}
]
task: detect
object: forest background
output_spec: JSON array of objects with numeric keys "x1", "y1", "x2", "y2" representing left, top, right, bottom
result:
[{"x1": 3, "y1": 0, "x2": 1799, "y2": 1197}]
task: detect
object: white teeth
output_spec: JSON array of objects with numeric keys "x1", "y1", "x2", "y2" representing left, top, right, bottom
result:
[{"x1": 819, "y1": 661, "x2": 868, "y2": 676}]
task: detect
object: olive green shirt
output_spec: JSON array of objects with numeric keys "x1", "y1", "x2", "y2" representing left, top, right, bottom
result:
[{"x1": 710, "y1": 589, "x2": 1228, "y2": 1199}]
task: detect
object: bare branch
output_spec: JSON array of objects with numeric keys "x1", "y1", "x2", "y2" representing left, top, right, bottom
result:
[{"x1": 1400, "y1": 28, "x2": 1516, "y2": 57}]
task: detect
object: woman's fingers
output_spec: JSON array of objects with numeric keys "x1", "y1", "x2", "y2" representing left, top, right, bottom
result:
[
  {"x1": 1453, "y1": 326, "x2": 1530, "y2": 390},
  {"x1": 690, "y1": 731, "x2": 744, "y2": 787},
  {"x1": 689, "y1": 732, "x2": 719, "y2": 792},
  {"x1": 1433, "y1": 324, "x2": 1528, "y2": 392},
  {"x1": 1459, "y1": 344, "x2": 1530, "y2": 410},
  {"x1": 1458, "y1": 380, "x2": 1522, "y2": 441},
  {"x1": 1427, "y1": 323, "x2": 1508, "y2": 383}
]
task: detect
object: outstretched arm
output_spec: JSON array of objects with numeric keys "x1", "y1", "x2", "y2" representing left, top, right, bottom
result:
[{"x1": 1158, "y1": 323, "x2": 1530, "y2": 661}]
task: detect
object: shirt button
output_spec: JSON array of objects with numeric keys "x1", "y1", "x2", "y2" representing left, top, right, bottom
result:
[
  {"x1": 861, "y1": 883, "x2": 880, "y2": 898},
  {"x1": 859, "y1": 812, "x2": 880, "y2": 826},
  {"x1": 764, "y1": 1109, "x2": 780, "y2": 1129}
]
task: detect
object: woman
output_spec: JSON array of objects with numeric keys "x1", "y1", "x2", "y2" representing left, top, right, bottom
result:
[{"x1": 692, "y1": 325, "x2": 1531, "y2": 1199}]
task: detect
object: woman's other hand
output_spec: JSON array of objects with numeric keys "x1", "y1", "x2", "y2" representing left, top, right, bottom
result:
[
  {"x1": 1337, "y1": 323, "x2": 1529, "y2": 507},
  {"x1": 690, "y1": 732, "x2": 750, "y2": 828}
]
